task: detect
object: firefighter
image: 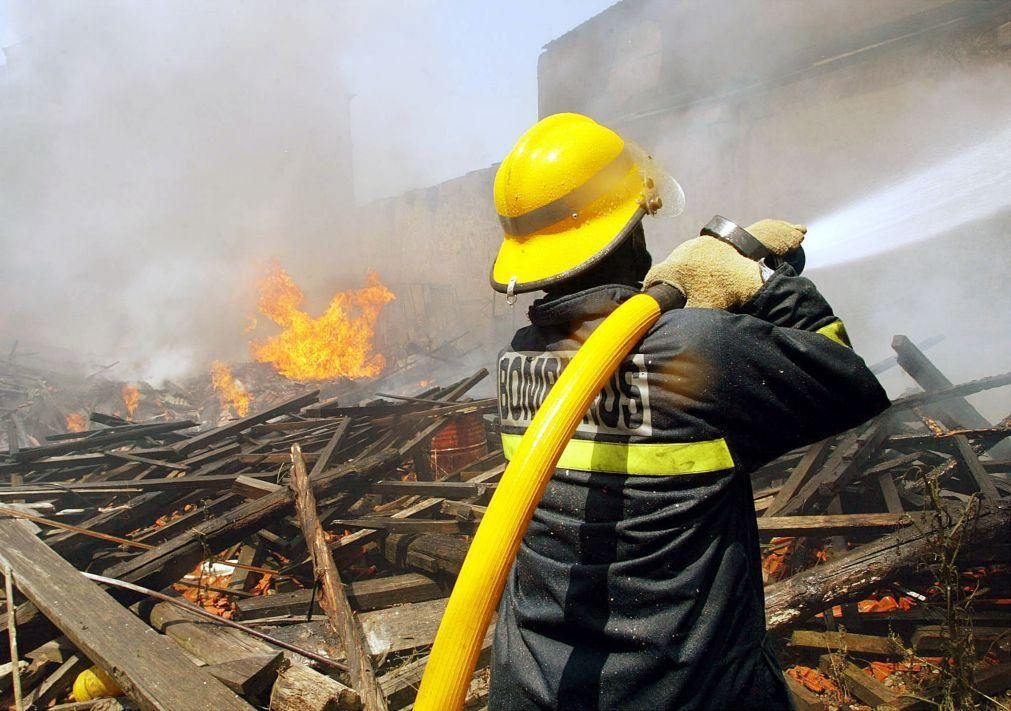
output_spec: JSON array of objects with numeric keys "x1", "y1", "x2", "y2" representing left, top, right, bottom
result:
[{"x1": 487, "y1": 113, "x2": 889, "y2": 710}]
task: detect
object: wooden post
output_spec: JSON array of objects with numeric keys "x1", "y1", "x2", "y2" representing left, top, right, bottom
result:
[
  {"x1": 893, "y1": 335, "x2": 1011, "y2": 460},
  {"x1": 289, "y1": 444, "x2": 387, "y2": 711},
  {"x1": 4, "y1": 564, "x2": 23, "y2": 711}
]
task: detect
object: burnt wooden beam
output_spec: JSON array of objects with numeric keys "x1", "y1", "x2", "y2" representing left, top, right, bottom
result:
[
  {"x1": 0, "y1": 472, "x2": 277, "y2": 500},
  {"x1": 777, "y1": 420, "x2": 892, "y2": 516},
  {"x1": 819, "y1": 654, "x2": 926, "y2": 710},
  {"x1": 205, "y1": 652, "x2": 284, "y2": 699},
  {"x1": 269, "y1": 663, "x2": 359, "y2": 711},
  {"x1": 147, "y1": 602, "x2": 329, "y2": 704},
  {"x1": 953, "y1": 434, "x2": 1001, "y2": 501},
  {"x1": 7, "y1": 421, "x2": 198, "y2": 463},
  {"x1": 171, "y1": 391, "x2": 319, "y2": 457},
  {"x1": 758, "y1": 513, "x2": 918, "y2": 537},
  {"x1": 888, "y1": 371, "x2": 1011, "y2": 412},
  {"x1": 788, "y1": 629, "x2": 902, "y2": 656},
  {"x1": 367, "y1": 480, "x2": 496, "y2": 499},
  {"x1": 893, "y1": 335, "x2": 1011, "y2": 460},
  {"x1": 332, "y1": 517, "x2": 472, "y2": 534},
  {"x1": 103, "y1": 449, "x2": 400, "y2": 590},
  {"x1": 762, "y1": 438, "x2": 833, "y2": 518},
  {"x1": 235, "y1": 572, "x2": 442, "y2": 620},
  {"x1": 0, "y1": 516, "x2": 252, "y2": 711},
  {"x1": 893, "y1": 335, "x2": 996, "y2": 429},
  {"x1": 764, "y1": 504, "x2": 1011, "y2": 632},
  {"x1": 290, "y1": 444, "x2": 386, "y2": 711}
]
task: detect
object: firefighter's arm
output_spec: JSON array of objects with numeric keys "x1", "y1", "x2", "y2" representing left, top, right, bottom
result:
[
  {"x1": 735, "y1": 266, "x2": 852, "y2": 346},
  {"x1": 647, "y1": 308, "x2": 889, "y2": 473}
]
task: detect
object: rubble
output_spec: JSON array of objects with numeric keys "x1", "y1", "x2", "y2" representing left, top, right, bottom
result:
[{"x1": 0, "y1": 336, "x2": 1008, "y2": 710}]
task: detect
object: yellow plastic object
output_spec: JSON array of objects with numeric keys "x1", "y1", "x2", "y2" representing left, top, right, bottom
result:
[
  {"x1": 415, "y1": 293, "x2": 663, "y2": 711},
  {"x1": 491, "y1": 113, "x2": 666, "y2": 294},
  {"x1": 73, "y1": 666, "x2": 123, "y2": 701}
]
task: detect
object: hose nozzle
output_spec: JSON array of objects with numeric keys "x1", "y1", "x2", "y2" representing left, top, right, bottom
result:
[{"x1": 701, "y1": 215, "x2": 806, "y2": 275}]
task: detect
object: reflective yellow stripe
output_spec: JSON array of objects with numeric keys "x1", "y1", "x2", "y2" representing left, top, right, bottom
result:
[
  {"x1": 816, "y1": 320, "x2": 851, "y2": 348},
  {"x1": 500, "y1": 433, "x2": 734, "y2": 476}
]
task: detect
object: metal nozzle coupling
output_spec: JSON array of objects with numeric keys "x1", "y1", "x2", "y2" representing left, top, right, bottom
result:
[{"x1": 701, "y1": 215, "x2": 806, "y2": 275}]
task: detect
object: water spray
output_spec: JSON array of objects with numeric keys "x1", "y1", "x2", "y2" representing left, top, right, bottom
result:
[{"x1": 805, "y1": 126, "x2": 1011, "y2": 269}]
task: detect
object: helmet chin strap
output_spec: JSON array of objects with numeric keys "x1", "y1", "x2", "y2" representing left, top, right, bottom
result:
[{"x1": 506, "y1": 276, "x2": 518, "y2": 306}]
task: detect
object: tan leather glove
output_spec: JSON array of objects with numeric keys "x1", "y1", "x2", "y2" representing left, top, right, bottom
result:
[{"x1": 643, "y1": 219, "x2": 806, "y2": 309}]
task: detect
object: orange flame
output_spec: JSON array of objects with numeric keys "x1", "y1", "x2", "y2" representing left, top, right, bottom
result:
[
  {"x1": 122, "y1": 384, "x2": 140, "y2": 418},
  {"x1": 251, "y1": 260, "x2": 395, "y2": 381},
  {"x1": 211, "y1": 360, "x2": 252, "y2": 417},
  {"x1": 66, "y1": 413, "x2": 88, "y2": 432}
]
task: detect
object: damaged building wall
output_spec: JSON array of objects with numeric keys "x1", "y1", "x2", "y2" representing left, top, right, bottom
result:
[{"x1": 538, "y1": 0, "x2": 1009, "y2": 244}]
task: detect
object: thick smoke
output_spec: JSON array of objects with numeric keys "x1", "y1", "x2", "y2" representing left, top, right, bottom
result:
[
  {"x1": 0, "y1": 1, "x2": 359, "y2": 381},
  {"x1": 580, "y1": 5, "x2": 1011, "y2": 420}
]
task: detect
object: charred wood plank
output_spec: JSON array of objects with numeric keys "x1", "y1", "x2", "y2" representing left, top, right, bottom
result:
[
  {"x1": 290, "y1": 444, "x2": 385, "y2": 711},
  {"x1": 0, "y1": 517, "x2": 252, "y2": 711},
  {"x1": 22, "y1": 652, "x2": 91, "y2": 708},
  {"x1": 172, "y1": 391, "x2": 319, "y2": 457},
  {"x1": 236, "y1": 572, "x2": 442, "y2": 620},
  {"x1": 888, "y1": 371, "x2": 1011, "y2": 412},
  {"x1": 269, "y1": 662, "x2": 359, "y2": 711},
  {"x1": 953, "y1": 434, "x2": 1001, "y2": 501},
  {"x1": 819, "y1": 654, "x2": 926, "y2": 710},
  {"x1": 775, "y1": 420, "x2": 892, "y2": 516},
  {"x1": 367, "y1": 480, "x2": 495, "y2": 499},
  {"x1": 0, "y1": 472, "x2": 276, "y2": 500},
  {"x1": 100, "y1": 448, "x2": 400, "y2": 594},
  {"x1": 762, "y1": 438, "x2": 833, "y2": 518},
  {"x1": 764, "y1": 504, "x2": 1010, "y2": 632},
  {"x1": 893, "y1": 335, "x2": 1011, "y2": 460},
  {"x1": 205, "y1": 652, "x2": 284, "y2": 699},
  {"x1": 788, "y1": 629, "x2": 903, "y2": 656},
  {"x1": 332, "y1": 518, "x2": 471, "y2": 534},
  {"x1": 757, "y1": 513, "x2": 917, "y2": 537},
  {"x1": 6, "y1": 421, "x2": 197, "y2": 462}
]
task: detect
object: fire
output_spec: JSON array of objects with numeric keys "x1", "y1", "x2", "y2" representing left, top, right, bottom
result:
[
  {"x1": 66, "y1": 413, "x2": 88, "y2": 432},
  {"x1": 211, "y1": 360, "x2": 252, "y2": 417},
  {"x1": 122, "y1": 384, "x2": 140, "y2": 418},
  {"x1": 251, "y1": 260, "x2": 395, "y2": 381}
]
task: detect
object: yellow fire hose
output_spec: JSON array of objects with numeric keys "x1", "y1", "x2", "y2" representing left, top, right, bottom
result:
[{"x1": 415, "y1": 285, "x2": 683, "y2": 710}]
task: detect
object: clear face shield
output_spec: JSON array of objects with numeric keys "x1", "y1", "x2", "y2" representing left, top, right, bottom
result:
[{"x1": 626, "y1": 141, "x2": 685, "y2": 219}]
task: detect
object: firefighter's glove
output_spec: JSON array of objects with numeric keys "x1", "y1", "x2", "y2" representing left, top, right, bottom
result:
[
  {"x1": 643, "y1": 219, "x2": 806, "y2": 309},
  {"x1": 745, "y1": 219, "x2": 807, "y2": 256}
]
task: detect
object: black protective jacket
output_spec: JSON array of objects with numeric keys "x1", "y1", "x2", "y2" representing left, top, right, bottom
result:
[{"x1": 489, "y1": 266, "x2": 890, "y2": 710}]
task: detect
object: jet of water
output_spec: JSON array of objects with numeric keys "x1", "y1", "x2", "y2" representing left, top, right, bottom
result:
[{"x1": 805, "y1": 126, "x2": 1011, "y2": 269}]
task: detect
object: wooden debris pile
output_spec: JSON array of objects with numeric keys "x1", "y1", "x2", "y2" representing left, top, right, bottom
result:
[{"x1": 0, "y1": 333, "x2": 1008, "y2": 711}]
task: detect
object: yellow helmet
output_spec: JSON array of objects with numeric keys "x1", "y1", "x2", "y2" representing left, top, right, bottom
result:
[{"x1": 490, "y1": 113, "x2": 682, "y2": 294}]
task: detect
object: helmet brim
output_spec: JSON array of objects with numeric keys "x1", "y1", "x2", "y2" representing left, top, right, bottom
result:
[{"x1": 490, "y1": 203, "x2": 645, "y2": 294}]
